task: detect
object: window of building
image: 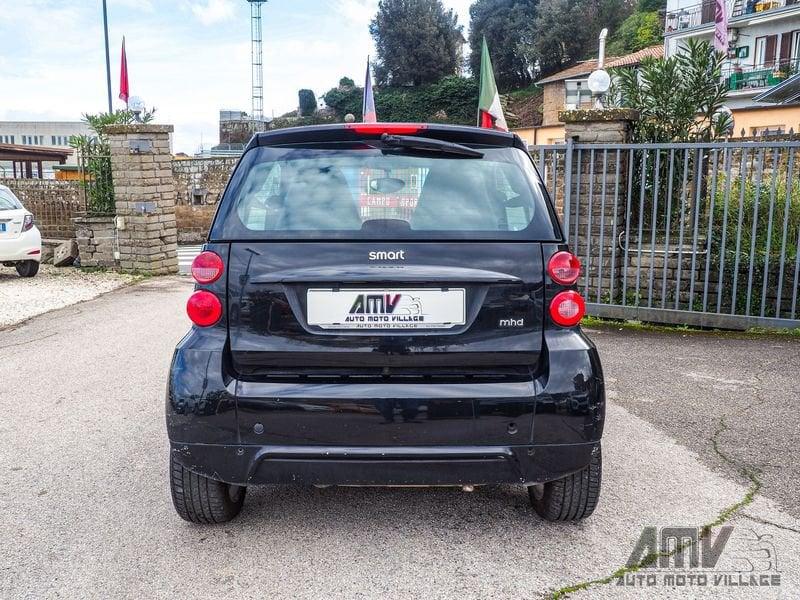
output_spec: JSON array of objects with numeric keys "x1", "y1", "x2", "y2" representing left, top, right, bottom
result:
[
  {"x1": 751, "y1": 125, "x2": 785, "y2": 137},
  {"x1": 755, "y1": 35, "x2": 778, "y2": 68},
  {"x1": 565, "y1": 79, "x2": 593, "y2": 110}
]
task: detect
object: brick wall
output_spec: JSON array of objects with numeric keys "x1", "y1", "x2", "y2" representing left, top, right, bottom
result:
[
  {"x1": 1, "y1": 178, "x2": 84, "y2": 239},
  {"x1": 542, "y1": 82, "x2": 565, "y2": 127},
  {"x1": 173, "y1": 157, "x2": 237, "y2": 242}
]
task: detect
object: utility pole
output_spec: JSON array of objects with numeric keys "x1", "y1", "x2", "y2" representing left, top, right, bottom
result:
[{"x1": 102, "y1": 0, "x2": 113, "y2": 113}]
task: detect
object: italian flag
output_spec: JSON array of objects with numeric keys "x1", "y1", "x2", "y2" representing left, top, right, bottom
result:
[{"x1": 478, "y1": 37, "x2": 507, "y2": 131}]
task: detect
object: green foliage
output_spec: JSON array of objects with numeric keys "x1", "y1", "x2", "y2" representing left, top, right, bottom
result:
[
  {"x1": 527, "y1": 0, "x2": 635, "y2": 76},
  {"x1": 370, "y1": 0, "x2": 464, "y2": 86},
  {"x1": 322, "y1": 75, "x2": 479, "y2": 124},
  {"x1": 611, "y1": 40, "x2": 730, "y2": 142},
  {"x1": 84, "y1": 108, "x2": 156, "y2": 133},
  {"x1": 71, "y1": 109, "x2": 157, "y2": 215},
  {"x1": 468, "y1": 0, "x2": 537, "y2": 90},
  {"x1": 339, "y1": 76, "x2": 355, "y2": 88},
  {"x1": 637, "y1": 0, "x2": 663, "y2": 11},
  {"x1": 710, "y1": 172, "x2": 800, "y2": 317},
  {"x1": 323, "y1": 83, "x2": 363, "y2": 120},
  {"x1": 298, "y1": 89, "x2": 317, "y2": 116},
  {"x1": 606, "y1": 11, "x2": 662, "y2": 55}
]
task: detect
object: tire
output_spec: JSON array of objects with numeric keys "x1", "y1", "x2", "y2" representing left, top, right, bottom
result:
[
  {"x1": 15, "y1": 260, "x2": 39, "y2": 278},
  {"x1": 528, "y1": 445, "x2": 602, "y2": 521},
  {"x1": 169, "y1": 453, "x2": 246, "y2": 524}
]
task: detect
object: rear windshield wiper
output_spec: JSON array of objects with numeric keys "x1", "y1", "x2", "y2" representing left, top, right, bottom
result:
[{"x1": 378, "y1": 133, "x2": 484, "y2": 158}]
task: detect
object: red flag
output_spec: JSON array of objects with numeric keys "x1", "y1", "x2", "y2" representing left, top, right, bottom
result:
[{"x1": 119, "y1": 37, "x2": 129, "y2": 106}]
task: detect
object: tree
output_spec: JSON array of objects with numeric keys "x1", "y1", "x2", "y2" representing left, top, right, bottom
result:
[
  {"x1": 637, "y1": 0, "x2": 663, "y2": 11},
  {"x1": 323, "y1": 80, "x2": 363, "y2": 119},
  {"x1": 468, "y1": 0, "x2": 537, "y2": 90},
  {"x1": 527, "y1": 0, "x2": 634, "y2": 76},
  {"x1": 611, "y1": 39, "x2": 730, "y2": 142},
  {"x1": 607, "y1": 11, "x2": 662, "y2": 55},
  {"x1": 369, "y1": 0, "x2": 464, "y2": 86},
  {"x1": 298, "y1": 89, "x2": 317, "y2": 116}
]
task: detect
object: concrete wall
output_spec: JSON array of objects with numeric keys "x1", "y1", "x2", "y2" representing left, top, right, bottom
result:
[{"x1": 1, "y1": 178, "x2": 84, "y2": 239}]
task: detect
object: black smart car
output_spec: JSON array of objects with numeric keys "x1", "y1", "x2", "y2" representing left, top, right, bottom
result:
[{"x1": 167, "y1": 123, "x2": 604, "y2": 524}]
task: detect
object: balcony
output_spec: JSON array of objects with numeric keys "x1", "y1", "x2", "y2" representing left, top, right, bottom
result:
[
  {"x1": 666, "y1": 0, "x2": 800, "y2": 34},
  {"x1": 723, "y1": 58, "x2": 799, "y2": 91}
]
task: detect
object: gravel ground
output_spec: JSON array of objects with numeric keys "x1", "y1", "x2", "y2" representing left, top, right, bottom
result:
[
  {"x1": 0, "y1": 278, "x2": 798, "y2": 599},
  {"x1": 0, "y1": 264, "x2": 137, "y2": 328}
]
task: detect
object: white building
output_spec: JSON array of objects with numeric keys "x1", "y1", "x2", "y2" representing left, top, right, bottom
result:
[
  {"x1": 665, "y1": 0, "x2": 800, "y2": 135},
  {"x1": 0, "y1": 121, "x2": 91, "y2": 167}
]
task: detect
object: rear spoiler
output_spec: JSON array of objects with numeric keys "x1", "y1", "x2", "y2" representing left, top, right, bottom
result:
[{"x1": 247, "y1": 123, "x2": 522, "y2": 151}]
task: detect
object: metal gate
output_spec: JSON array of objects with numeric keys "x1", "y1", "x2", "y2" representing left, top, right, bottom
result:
[{"x1": 532, "y1": 140, "x2": 800, "y2": 330}]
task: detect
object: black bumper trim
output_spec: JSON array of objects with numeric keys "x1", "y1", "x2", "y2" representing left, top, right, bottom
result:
[{"x1": 170, "y1": 441, "x2": 599, "y2": 487}]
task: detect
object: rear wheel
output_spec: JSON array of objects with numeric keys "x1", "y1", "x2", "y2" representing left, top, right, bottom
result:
[
  {"x1": 15, "y1": 260, "x2": 39, "y2": 278},
  {"x1": 528, "y1": 446, "x2": 602, "y2": 521},
  {"x1": 169, "y1": 453, "x2": 246, "y2": 524}
]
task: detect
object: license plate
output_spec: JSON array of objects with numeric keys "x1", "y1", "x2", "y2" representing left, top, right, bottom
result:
[{"x1": 307, "y1": 288, "x2": 466, "y2": 330}]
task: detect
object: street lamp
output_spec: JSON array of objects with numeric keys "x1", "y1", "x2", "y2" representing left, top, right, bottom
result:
[
  {"x1": 129, "y1": 96, "x2": 146, "y2": 122},
  {"x1": 588, "y1": 28, "x2": 611, "y2": 109}
]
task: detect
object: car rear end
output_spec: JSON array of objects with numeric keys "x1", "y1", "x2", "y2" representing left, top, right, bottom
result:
[
  {"x1": 0, "y1": 185, "x2": 41, "y2": 277},
  {"x1": 167, "y1": 123, "x2": 604, "y2": 523}
]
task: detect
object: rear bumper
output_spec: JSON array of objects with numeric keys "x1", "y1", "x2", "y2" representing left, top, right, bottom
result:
[
  {"x1": 0, "y1": 227, "x2": 42, "y2": 262},
  {"x1": 171, "y1": 441, "x2": 600, "y2": 486},
  {"x1": 166, "y1": 328, "x2": 605, "y2": 486}
]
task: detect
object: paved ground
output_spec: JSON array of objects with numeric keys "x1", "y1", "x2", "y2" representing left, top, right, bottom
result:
[
  {"x1": 0, "y1": 264, "x2": 136, "y2": 328},
  {"x1": 1, "y1": 277, "x2": 799, "y2": 599}
]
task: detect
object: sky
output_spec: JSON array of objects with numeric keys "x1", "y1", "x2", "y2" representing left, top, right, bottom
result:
[{"x1": 0, "y1": 0, "x2": 474, "y2": 154}]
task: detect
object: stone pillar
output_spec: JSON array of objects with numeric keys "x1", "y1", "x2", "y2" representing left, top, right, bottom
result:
[
  {"x1": 560, "y1": 108, "x2": 639, "y2": 144},
  {"x1": 558, "y1": 109, "x2": 638, "y2": 304},
  {"x1": 106, "y1": 124, "x2": 178, "y2": 274}
]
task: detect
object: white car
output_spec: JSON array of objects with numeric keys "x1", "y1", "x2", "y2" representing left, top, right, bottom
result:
[{"x1": 0, "y1": 184, "x2": 41, "y2": 277}]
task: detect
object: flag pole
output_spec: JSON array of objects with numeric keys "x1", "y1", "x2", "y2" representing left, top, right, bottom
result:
[{"x1": 102, "y1": 0, "x2": 113, "y2": 113}]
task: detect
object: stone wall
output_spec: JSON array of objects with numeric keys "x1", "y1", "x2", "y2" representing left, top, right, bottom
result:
[
  {"x1": 1, "y1": 178, "x2": 84, "y2": 239},
  {"x1": 106, "y1": 124, "x2": 178, "y2": 274},
  {"x1": 74, "y1": 216, "x2": 116, "y2": 267},
  {"x1": 173, "y1": 157, "x2": 237, "y2": 242}
]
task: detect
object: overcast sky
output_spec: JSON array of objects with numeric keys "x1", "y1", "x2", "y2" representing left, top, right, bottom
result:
[{"x1": 0, "y1": 0, "x2": 474, "y2": 154}]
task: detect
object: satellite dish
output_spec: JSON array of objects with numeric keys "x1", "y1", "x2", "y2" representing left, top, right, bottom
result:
[{"x1": 587, "y1": 70, "x2": 611, "y2": 95}]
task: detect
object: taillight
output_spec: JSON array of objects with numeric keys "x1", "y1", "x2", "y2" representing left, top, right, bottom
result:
[
  {"x1": 547, "y1": 251, "x2": 581, "y2": 285},
  {"x1": 22, "y1": 214, "x2": 34, "y2": 232},
  {"x1": 346, "y1": 123, "x2": 427, "y2": 135},
  {"x1": 186, "y1": 291, "x2": 222, "y2": 327},
  {"x1": 191, "y1": 251, "x2": 224, "y2": 284},
  {"x1": 550, "y1": 290, "x2": 585, "y2": 327}
]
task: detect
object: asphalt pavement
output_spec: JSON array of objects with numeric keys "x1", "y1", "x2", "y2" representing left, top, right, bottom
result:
[{"x1": 1, "y1": 277, "x2": 798, "y2": 599}]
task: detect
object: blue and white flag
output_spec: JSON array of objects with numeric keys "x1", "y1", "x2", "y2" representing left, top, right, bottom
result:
[{"x1": 363, "y1": 57, "x2": 377, "y2": 123}]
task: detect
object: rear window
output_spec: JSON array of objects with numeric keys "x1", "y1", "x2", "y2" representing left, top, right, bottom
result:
[
  {"x1": 0, "y1": 189, "x2": 21, "y2": 211},
  {"x1": 212, "y1": 144, "x2": 559, "y2": 241}
]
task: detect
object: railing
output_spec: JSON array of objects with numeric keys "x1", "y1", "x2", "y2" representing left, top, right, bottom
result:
[
  {"x1": 723, "y1": 58, "x2": 800, "y2": 91},
  {"x1": 531, "y1": 140, "x2": 800, "y2": 330},
  {"x1": 77, "y1": 147, "x2": 114, "y2": 215},
  {"x1": 665, "y1": 0, "x2": 796, "y2": 33}
]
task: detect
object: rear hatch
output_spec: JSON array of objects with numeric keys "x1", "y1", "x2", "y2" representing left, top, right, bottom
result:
[
  {"x1": 0, "y1": 209, "x2": 24, "y2": 240},
  {"x1": 213, "y1": 125, "x2": 561, "y2": 445}
]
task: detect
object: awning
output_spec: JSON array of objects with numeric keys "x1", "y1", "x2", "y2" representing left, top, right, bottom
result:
[{"x1": 753, "y1": 73, "x2": 800, "y2": 105}]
